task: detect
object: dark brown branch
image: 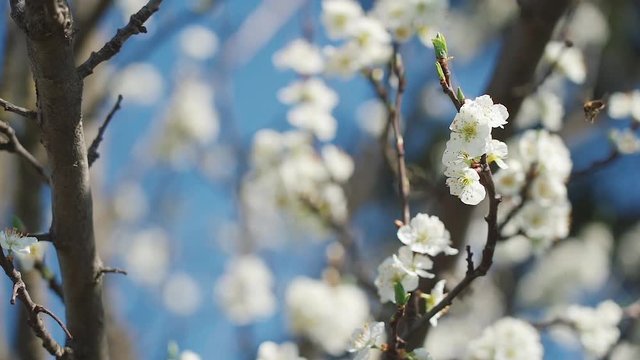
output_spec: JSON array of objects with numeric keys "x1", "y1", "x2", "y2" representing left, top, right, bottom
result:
[
  {"x1": 405, "y1": 158, "x2": 502, "y2": 336},
  {"x1": 570, "y1": 149, "x2": 618, "y2": 180},
  {"x1": 0, "y1": 97, "x2": 37, "y2": 119},
  {"x1": 0, "y1": 121, "x2": 50, "y2": 185},
  {"x1": 29, "y1": 233, "x2": 51, "y2": 242},
  {"x1": 390, "y1": 51, "x2": 410, "y2": 225},
  {"x1": 94, "y1": 266, "x2": 127, "y2": 282},
  {"x1": 77, "y1": 0, "x2": 164, "y2": 78},
  {"x1": 0, "y1": 250, "x2": 70, "y2": 358},
  {"x1": 87, "y1": 94, "x2": 123, "y2": 167},
  {"x1": 487, "y1": 0, "x2": 572, "y2": 141}
]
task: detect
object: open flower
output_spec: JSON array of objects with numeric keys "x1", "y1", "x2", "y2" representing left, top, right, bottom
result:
[
  {"x1": 348, "y1": 321, "x2": 385, "y2": 360},
  {"x1": 0, "y1": 229, "x2": 37, "y2": 255},
  {"x1": 423, "y1": 279, "x2": 448, "y2": 326},
  {"x1": 444, "y1": 167, "x2": 486, "y2": 205},
  {"x1": 397, "y1": 213, "x2": 457, "y2": 256}
]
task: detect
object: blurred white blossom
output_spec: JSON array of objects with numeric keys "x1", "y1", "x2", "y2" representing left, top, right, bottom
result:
[
  {"x1": 608, "y1": 91, "x2": 640, "y2": 121},
  {"x1": 163, "y1": 272, "x2": 202, "y2": 316},
  {"x1": 124, "y1": 228, "x2": 170, "y2": 286},
  {"x1": 273, "y1": 39, "x2": 324, "y2": 75},
  {"x1": 180, "y1": 25, "x2": 219, "y2": 60},
  {"x1": 566, "y1": 300, "x2": 623, "y2": 357},
  {"x1": 544, "y1": 41, "x2": 586, "y2": 84},
  {"x1": 111, "y1": 63, "x2": 164, "y2": 105},
  {"x1": 348, "y1": 321, "x2": 385, "y2": 360},
  {"x1": 286, "y1": 276, "x2": 369, "y2": 355},
  {"x1": 466, "y1": 317, "x2": 543, "y2": 360},
  {"x1": 321, "y1": 0, "x2": 364, "y2": 40},
  {"x1": 609, "y1": 128, "x2": 640, "y2": 154},
  {"x1": 516, "y1": 90, "x2": 564, "y2": 131},
  {"x1": 256, "y1": 341, "x2": 305, "y2": 360},
  {"x1": 215, "y1": 254, "x2": 276, "y2": 325},
  {"x1": 179, "y1": 350, "x2": 202, "y2": 360}
]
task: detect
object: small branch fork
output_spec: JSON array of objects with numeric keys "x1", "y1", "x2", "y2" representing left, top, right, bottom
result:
[
  {"x1": 94, "y1": 266, "x2": 128, "y2": 283},
  {"x1": 77, "y1": 0, "x2": 164, "y2": 78},
  {"x1": 87, "y1": 94, "x2": 123, "y2": 167},
  {"x1": 407, "y1": 157, "x2": 502, "y2": 335},
  {"x1": 0, "y1": 120, "x2": 50, "y2": 185},
  {"x1": 0, "y1": 249, "x2": 71, "y2": 358},
  {"x1": 0, "y1": 97, "x2": 37, "y2": 119}
]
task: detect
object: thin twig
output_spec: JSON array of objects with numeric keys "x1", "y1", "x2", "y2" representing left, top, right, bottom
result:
[
  {"x1": 0, "y1": 97, "x2": 37, "y2": 119},
  {"x1": 405, "y1": 156, "x2": 502, "y2": 335},
  {"x1": 87, "y1": 95, "x2": 123, "y2": 167},
  {"x1": 29, "y1": 233, "x2": 51, "y2": 242},
  {"x1": 436, "y1": 55, "x2": 462, "y2": 111},
  {"x1": 0, "y1": 249, "x2": 70, "y2": 358},
  {"x1": 390, "y1": 51, "x2": 410, "y2": 225},
  {"x1": 0, "y1": 120, "x2": 50, "y2": 185},
  {"x1": 77, "y1": 0, "x2": 164, "y2": 78},
  {"x1": 95, "y1": 266, "x2": 128, "y2": 283}
]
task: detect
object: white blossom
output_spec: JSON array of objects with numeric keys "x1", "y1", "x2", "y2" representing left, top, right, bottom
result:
[
  {"x1": 215, "y1": 255, "x2": 276, "y2": 325},
  {"x1": 412, "y1": 348, "x2": 434, "y2": 360},
  {"x1": 256, "y1": 341, "x2": 305, "y2": 360},
  {"x1": 566, "y1": 300, "x2": 623, "y2": 357},
  {"x1": 608, "y1": 91, "x2": 640, "y2": 121},
  {"x1": 544, "y1": 41, "x2": 586, "y2": 84},
  {"x1": 321, "y1": 0, "x2": 364, "y2": 39},
  {"x1": 273, "y1": 39, "x2": 324, "y2": 75},
  {"x1": 321, "y1": 144, "x2": 354, "y2": 182},
  {"x1": 111, "y1": 63, "x2": 164, "y2": 105},
  {"x1": 348, "y1": 321, "x2": 385, "y2": 360},
  {"x1": 444, "y1": 167, "x2": 486, "y2": 205},
  {"x1": 609, "y1": 128, "x2": 640, "y2": 154},
  {"x1": 286, "y1": 277, "x2": 369, "y2": 355},
  {"x1": 180, "y1": 25, "x2": 218, "y2": 60},
  {"x1": 179, "y1": 350, "x2": 202, "y2": 360},
  {"x1": 517, "y1": 90, "x2": 564, "y2": 131},
  {"x1": 124, "y1": 228, "x2": 170, "y2": 286},
  {"x1": 287, "y1": 104, "x2": 337, "y2": 141},
  {"x1": 277, "y1": 77, "x2": 338, "y2": 111},
  {"x1": 486, "y1": 139, "x2": 509, "y2": 169},
  {"x1": 162, "y1": 272, "x2": 202, "y2": 316},
  {"x1": 397, "y1": 213, "x2": 457, "y2": 256},
  {"x1": 493, "y1": 159, "x2": 526, "y2": 196},
  {"x1": 423, "y1": 279, "x2": 447, "y2": 326},
  {"x1": 466, "y1": 317, "x2": 543, "y2": 360},
  {"x1": 0, "y1": 229, "x2": 37, "y2": 255}
]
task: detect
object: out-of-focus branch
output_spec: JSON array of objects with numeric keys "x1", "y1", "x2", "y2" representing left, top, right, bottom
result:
[
  {"x1": 390, "y1": 51, "x2": 410, "y2": 225},
  {"x1": 77, "y1": 0, "x2": 164, "y2": 78},
  {"x1": 0, "y1": 250, "x2": 71, "y2": 358},
  {"x1": 487, "y1": 0, "x2": 572, "y2": 140},
  {"x1": 0, "y1": 98, "x2": 36, "y2": 119},
  {"x1": 0, "y1": 121, "x2": 50, "y2": 185},
  {"x1": 87, "y1": 94, "x2": 123, "y2": 167},
  {"x1": 33, "y1": 260, "x2": 64, "y2": 302}
]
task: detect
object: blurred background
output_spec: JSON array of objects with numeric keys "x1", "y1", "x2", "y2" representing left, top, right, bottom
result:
[{"x1": 0, "y1": 0, "x2": 640, "y2": 359}]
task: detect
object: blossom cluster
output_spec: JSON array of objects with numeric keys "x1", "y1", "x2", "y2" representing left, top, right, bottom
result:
[
  {"x1": 495, "y1": 129, "x2": 572, "y2": 249},
  {"x1": 565, "y1": 300, "x2": 623, "y2": 357},
  {"x1": 375, "y1": 213, "x2": 456, "y2": 317},
  {"x1": 0, "y1": 228, "x2": 37, "y2": 256},
  {"x1": 608, "y1": 90, "x2": 640, "y2": 154},
  {"x1": 465, "y1": 317, "x2": 543, "y2": 360},
  {"x1": 442, "y1": 95, "x2": 509, "y2": 205},
  {"x1": 285, "y1": 276, "x2": 369, "y2": 355}
]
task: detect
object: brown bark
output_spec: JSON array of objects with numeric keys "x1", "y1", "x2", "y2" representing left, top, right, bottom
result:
[{"x1": 10, "y1": 1, "x2": 108, "y2": 359}]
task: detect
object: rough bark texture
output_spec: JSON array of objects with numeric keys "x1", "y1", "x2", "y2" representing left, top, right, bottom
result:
[{"x1": 10, "y1": 1, "x2": 108, "y2": 359}]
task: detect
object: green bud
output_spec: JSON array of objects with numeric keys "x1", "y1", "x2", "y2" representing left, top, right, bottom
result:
[
  {"x1": 435, "y1": 62, "x2": 445, "y2": 81},
  {"x1": 456, "y1": 87, "x2": 465, "y2": 103},
  {"x1": 394, "y1": 281, "x2": 409, "y2": 306},
  {"x1": 12, "y1": 216, "x2": 25, "y2": 232},
  {"x1": 432, "y1": 33, "x2": 448, "y2": 59}
]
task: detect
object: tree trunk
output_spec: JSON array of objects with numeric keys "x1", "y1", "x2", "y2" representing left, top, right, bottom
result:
[{"x1": 10, "y1": 1, "x2": 108, "y2": 359}]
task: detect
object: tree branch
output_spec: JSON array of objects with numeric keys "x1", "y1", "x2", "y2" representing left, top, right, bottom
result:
[
  {"x1": 77, "y1": 0, "x2": 164, "y2": 78},
  {"x1": 0, "y1": 120, "x2": 50, "y2": 185},
  {"x1": 0, "y1": 250, "x2": 70, "y2": 358},
  {"x1": 0, "y1": 97, "x2": 37, "y2": 119},
  {"x1": 487, "y1": 0, "x2": 572, "y2": 140},
  {"x1": 87, "y1": 94, "x2": 123, "y2": 167}
]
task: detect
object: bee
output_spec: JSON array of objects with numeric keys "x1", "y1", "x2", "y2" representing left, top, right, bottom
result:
[{"x1": 583, "y1": 99, "x2": 606, "y2": 123}]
